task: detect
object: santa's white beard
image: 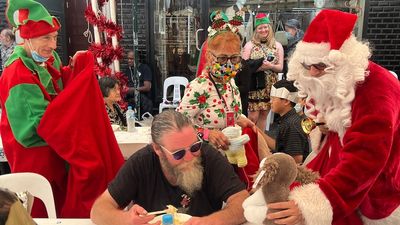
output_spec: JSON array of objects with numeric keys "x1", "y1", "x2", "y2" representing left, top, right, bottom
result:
[{"x1": 295, "y1": 70, "x2": 357, "y2": 139}]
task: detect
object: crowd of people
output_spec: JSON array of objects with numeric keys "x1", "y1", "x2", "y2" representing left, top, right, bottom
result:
[{"x1": 0, "y1": 0, "x2": 399, "y2": 225}]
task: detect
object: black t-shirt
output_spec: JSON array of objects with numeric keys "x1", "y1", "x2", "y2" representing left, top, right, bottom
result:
[
  {"x1": 124, "y1": 63, "x2": 152, "y2": 98},
  {"x1": 275, "y1": 109, "x2": 310, "y2": 161},
  {"x1": 108, "y1": 144, "x2": 246, "y2": 216}
]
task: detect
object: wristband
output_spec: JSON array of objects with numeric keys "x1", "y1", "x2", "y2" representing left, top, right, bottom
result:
[
  {"x1": 197, "y1": 127, "x2": 209, "y2": 141},
  {"x1": 203, "y1": 128, "x2": 210, "y2": 141}
]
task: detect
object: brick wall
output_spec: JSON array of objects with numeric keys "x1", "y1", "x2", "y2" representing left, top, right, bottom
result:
[{"x1": 364, "y1": 0, "x2": 400, "y2": 78}]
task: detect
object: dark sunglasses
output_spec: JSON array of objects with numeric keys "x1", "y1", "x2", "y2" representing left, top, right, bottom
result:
[
  {"x1": 301, "y1": 62, "x2": 328, "y2": 71},
  {"x1": 212, "y1": 53, "x2": 242, "y2": 64},
  {"x1": 160, "y1": 139, "x2": 203, "y2": 160}
]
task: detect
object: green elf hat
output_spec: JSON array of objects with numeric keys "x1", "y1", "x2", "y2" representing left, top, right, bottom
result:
[
  {"x1": 6, "y1": 0, "x2": 60, "y2": 39},
  {"x1": 255, "y1": 13, "x2": 270, "y2": 28}
]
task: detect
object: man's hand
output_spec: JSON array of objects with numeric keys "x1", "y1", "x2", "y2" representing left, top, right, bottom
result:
[
  {"x1": 236, "y1": 116, "x2": 257, "y2": 133},
  {"x1": 208, "y1": 130, "x2": 230, "y2": 150},
  {"x1": 266, "y1": 200, "x2": 304, "y2": 225},
  {"x1": 69, "y1": 50, "x2": 87, "y2": 68},
  {"x1": 127, "y1": 204, "x2": 160, "y2": 225}
]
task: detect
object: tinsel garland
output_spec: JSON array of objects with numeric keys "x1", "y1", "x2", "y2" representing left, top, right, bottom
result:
[
  {"x1": 85, "y1": 0, "x2": 128, "y2": 109},
  {"x1": 85, "y1": 7, "x2": 123, "y2": 40},
  {"x1": 89, "y1": 42, "x2": 123, "y2": 66}
]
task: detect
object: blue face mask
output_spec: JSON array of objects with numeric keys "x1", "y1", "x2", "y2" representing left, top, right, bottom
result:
[
  {"x1": 31, "y1": 50, "x2": 49, "y2": 63},
  {"x1": 285, "y1": 31, "x2": 294, "y2": 41},
  {"x1": 28, "y1": 40, "x2": 49, "y2": 63}
]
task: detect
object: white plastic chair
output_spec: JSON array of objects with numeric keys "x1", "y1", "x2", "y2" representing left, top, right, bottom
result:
[
  {"x1": 0, "y1": 172, "x2": 57, "y2": 218},
  {"x1": 159, "y1": 76, "x2": 189, "y2": 113},
  {"x1": 390, "y1": 71, "x2": 398, "y2": 79}
]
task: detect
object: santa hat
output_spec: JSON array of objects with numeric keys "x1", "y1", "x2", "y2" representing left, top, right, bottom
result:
[
  {"x1": 270, "y1": 80, "x2": 298, "y2": 103},
  {"x1": 294, "y1": 10, "x2": 357, "y2": 61},
  {"x1": 255, "y1": 13, "x2": 270, "y2": 28},
  {"x1": 6, "y1": 0, "x2": 60, "y2": 39}
]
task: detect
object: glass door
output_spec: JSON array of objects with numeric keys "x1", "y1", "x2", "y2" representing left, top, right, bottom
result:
[{"x1": 152, "y1": 0, "x2": 207, "y2": 82}]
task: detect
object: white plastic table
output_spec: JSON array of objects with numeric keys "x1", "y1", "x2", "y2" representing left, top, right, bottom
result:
[
  {"x1": 34, "y1": 219, "x2": 95, "y2": 225},
  {"x1": 0, "y1": 127, "x2": 151, "y2": 162},
  {"x1": 114, "y1": 126, "x2": 152, "y2": 159}
]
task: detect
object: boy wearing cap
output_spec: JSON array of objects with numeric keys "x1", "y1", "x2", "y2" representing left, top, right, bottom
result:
[{"x1": 259, "y1": 80, "x2": 309, "y2": 164}]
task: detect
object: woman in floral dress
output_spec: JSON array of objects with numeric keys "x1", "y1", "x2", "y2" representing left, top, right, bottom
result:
[
  {"x1": 242, "y1": 13, "x2": 284, "y2": 131},
  {"x1": 177, "y1": 11, "x2": 269, "y2": 189}
]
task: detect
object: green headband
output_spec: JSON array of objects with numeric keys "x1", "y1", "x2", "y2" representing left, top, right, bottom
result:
[{"x1": 255, "y1": 17, "x2": 270, "y2": 27}]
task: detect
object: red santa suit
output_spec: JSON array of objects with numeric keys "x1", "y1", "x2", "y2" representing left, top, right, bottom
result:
[
  {"x1": 242, "y1": 9, "x2": 400, "y2": 225},
  {"x1": 287, "y1": 10, "x2": 400, "y2": 225},
  {"x1": 290, "y1": 62, "x2": 400, "y2": 225}
]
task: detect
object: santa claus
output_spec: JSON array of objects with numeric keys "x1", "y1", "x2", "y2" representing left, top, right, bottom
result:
[{"x1": 242, "y1": 9, "x2": 400, "y2": 225}]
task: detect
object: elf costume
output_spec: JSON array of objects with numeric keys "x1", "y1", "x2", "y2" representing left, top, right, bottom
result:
[
  {"x1": 0, "y1": 0, "x2": 124, "y2": 218},
  {"x1": 243, "y1": 9, "x2": 400, "y2": 225}
]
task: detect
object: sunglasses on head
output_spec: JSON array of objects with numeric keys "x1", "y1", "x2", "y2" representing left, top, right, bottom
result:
[
  {"x1": 160, "y1": 139, "x2": 203, "y2": 160},
  {"x1": 301, "y1": 62, "x2": 328, "y2": 71}
]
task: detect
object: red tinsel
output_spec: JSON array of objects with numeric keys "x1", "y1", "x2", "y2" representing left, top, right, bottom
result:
[
  {"x1": 84, "y1": 6, "x2": 123, "y2": 40},
  {"x1": 89, "y1": 43, "x2": 123, "y2": 66},
  {"x1": 85, "y1": 1, "x2": 128, "y2": 109},
  {"x1": 94, "y1": 64, "x2": 112, "y2": 77}
]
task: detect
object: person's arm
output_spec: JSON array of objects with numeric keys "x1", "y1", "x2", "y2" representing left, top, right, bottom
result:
[
  {"x1": 185, "y1": 190, "x2": 249, "y2": 225},
  {"x1": 256, "y1": 127, "x2": 276, "y2": 151},
  {"x1": 176, "y1": 78, "x2": 203, "y2": 125},
  {"x1": 137, "y1": 80, "x2": 151, "y2": 92},
  {"x1": 258, "y1": 42, "x2": 284, "y2": 73},
  {"x1": 266, "y1": 200, "x2": 304, "y2": 225},
  {"x1": 90, "y1": 190, "x2": 159, "y2": 225},
  {"x1": 273, "y1": 42, "x2": 284, "y2": 72},
  {"x1": 208, "y1": 129, "x2": 230, "y2": 150},
  {"x1": 292, "y1": 155, "x2": 303, "y2": 164},
  {"x1": 5, "y1": 83, "x2": 48, "y2": 147},
  {"x1": 241, "y1": 42, "x2": 253, "y2": 60},
  {"x1": 137, "y1": 64, "x2": 152, "y2": 93}
]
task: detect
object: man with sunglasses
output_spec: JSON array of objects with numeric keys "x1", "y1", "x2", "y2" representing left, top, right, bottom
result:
[
  {"x1": 244, "y1": 10, "x2": 400, "y2": 225},
  {"x1": 91, "y1": 110, "x2": 249, "y2": 225}
]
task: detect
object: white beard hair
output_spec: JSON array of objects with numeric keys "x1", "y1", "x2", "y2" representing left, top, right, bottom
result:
[{"x1": 288, "y1": 35, "x2": 371, "y2": 141}]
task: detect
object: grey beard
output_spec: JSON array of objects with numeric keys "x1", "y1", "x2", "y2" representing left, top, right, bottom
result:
[{"x1": 159, "y1": 153, "x2": 204, "y2": 196}]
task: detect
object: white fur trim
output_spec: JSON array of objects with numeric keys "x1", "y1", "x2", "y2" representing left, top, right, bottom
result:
[
  {"x1": 295, "y1": 41, "x2": 331, "y2": 61},
  {"x1": 242, "y1": 189, "x2": 267, "y2": 224},
  {"x1": 361, "y1": 206, "x2": 400, "y2": 225},
  {"x1": 289, "y1": 183, "x2": 333, "y2": 225}
]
